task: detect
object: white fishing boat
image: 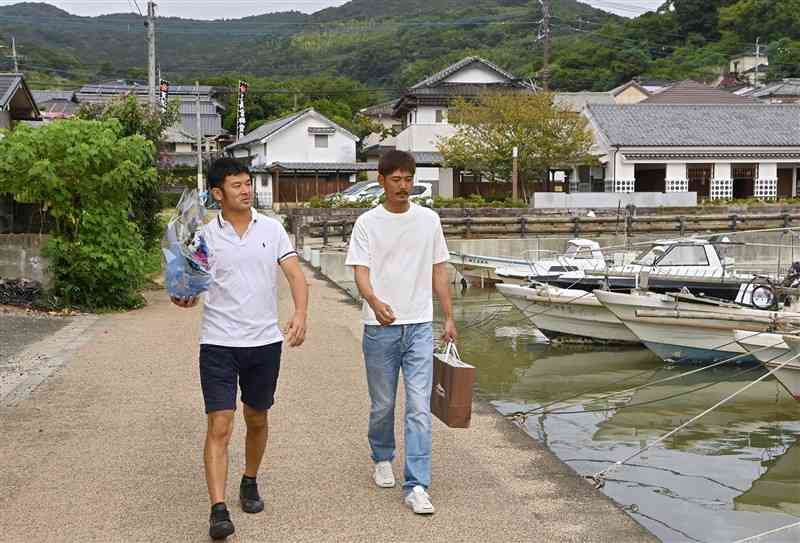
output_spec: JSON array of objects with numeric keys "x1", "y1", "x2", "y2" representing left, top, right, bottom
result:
[
  {"x1": 595, "y1": 289, "x2": 800, "y2": 365},
  {"x1": 494, "y1": 239, "x2": 607, "y2": 285},
  {"x1": 495, "y1": 283, "x2": 639, "y2": 343},
  {"x1": 447, "y1": 252, "x2": 531, "y2": 285},
  {"x1": 752, "y1": 333, "x2": 800, "y2": 400}
]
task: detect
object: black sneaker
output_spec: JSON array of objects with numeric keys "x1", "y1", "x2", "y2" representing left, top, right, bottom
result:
[
  {"x1": 209, "y1": 502, "x2": 235, "y2": 540},
  {"x1": 240, "y1": 475, "x2": 265, "y2": 514}
]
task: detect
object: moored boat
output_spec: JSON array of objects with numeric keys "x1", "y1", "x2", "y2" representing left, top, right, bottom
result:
[
  {"x1": 596, "y1": 290, "x2": 800, "y2": 365},
  {"x1": 496, "y1": 283, "x2": 639, "y2": 343}
]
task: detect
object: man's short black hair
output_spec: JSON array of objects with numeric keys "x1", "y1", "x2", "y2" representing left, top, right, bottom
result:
[
  {"x1": 378, "y1": 150, "x2": 416, "y2": 177},
  {"x1": 207, "y1": 157, "x2": 251, "y2": 191}
]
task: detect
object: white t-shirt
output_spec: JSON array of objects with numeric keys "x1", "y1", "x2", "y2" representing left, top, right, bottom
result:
[
  {"x1": 345, "y1": 203, "x2": 449, "y2": 325},
  {"x1": 200, "y1": 208, "x2": 297, "y2": 347}
]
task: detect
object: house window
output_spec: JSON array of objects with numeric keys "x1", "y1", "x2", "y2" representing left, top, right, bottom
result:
[
  {"x1": 315, "y1": 134, "x2": 329, "y2": 148},
  {"x1": 435, "y1": 110, "x2": 445, "y2": 123}
]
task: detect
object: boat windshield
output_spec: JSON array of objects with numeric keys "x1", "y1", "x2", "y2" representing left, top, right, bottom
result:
[{"x1": 631, "y1": 245, "x2": 666, "y2": 266}]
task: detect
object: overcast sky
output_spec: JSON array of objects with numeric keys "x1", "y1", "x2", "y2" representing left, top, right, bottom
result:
[{"x1": 0, "y1": 0, "x2": 664, "y2": 19}]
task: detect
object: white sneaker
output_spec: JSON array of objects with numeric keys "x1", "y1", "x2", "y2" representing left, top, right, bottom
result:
[
  {"x1": 373, "y1": 461, "x2": 395, "y2": 488},
  {"x1": 404, "y1": 485, "x2": 435, "y2": 515}
]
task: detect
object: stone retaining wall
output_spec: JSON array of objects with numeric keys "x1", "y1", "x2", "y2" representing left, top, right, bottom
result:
[{"x1": 0, "y1": 234, "x2": 50, "y2": 285}]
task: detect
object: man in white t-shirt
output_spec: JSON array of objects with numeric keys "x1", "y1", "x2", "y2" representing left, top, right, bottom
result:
[
  {"x1": 345, "y1": 150, "x2": 457, "y2": 515},
  {"x1": 172, "y1": 158, "x2": 308, "y2": 540}
]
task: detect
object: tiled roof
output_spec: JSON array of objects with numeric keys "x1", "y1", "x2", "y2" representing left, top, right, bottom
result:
[
  {"x1": 226, "y1": 108, "x2": 358, "y2": 152},
  {"x1": 554, "y1": 92, "x2": 615, "y2": 110},
  {"x1": 0, "y1": 74, "x2": 23, "y2": 107},
  {"x1": 411, "y1": 56, "x2": 526, "y2": 89},
  {"x1": 0, "y1": 73, "x2": 39, "y2": 119},
  {"x1": 750, "y1": 79, "x2": 800, "y2": 98},
  {"x1": 227, "y1": 109, "x2": 312, "y2": 150},
  {"x1": 256, "y1": 161, "x2": 378, "y2": 173},
  {"x1": 32, "y1": 90, "x2": 76, "y2": 103},
  {"x1": 360, "y1": 100, "x2": 398, "y2": 117},
  {"x1": 586, "y1": 104, "x2": 800, "y2": 147},
  {"x1": 641, "y1": 80, "x2": 756, "y2": 104}
]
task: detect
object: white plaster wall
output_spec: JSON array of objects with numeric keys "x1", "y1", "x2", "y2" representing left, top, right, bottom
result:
[
  {"x1": 666, "y1": 163, "x2": 687, "y2": 180},
  {"x1": 615, "y1": 153, "x2": 635, "y2": 181},
  {"x1": 443, "y1": 65, "x2": 507, "y2": 84},
  {"x1": 233, "y1": 148, "x2": 250, "y2": 159},
  {"x1": 714, "y1": 163, "x2": 732, "y2": 179},
  {"x1": 531, "y1": 192, "x2": 697, "y2": 209},
  {"x1": 395, "y1": 124, "x2": 457, "y2": 152},
  {"x1": 416, "y1": 106, "x2": 448, "y2": 124},
  {"x1": 266, "y1": 115, "x2": 356, "y2": 163},
  {"x1": 438, "y1": 168, "x2": 454, "y2": 198},
  {"x1": 415, "y1": 167, "x2": 440, "y2": 182},
  {"x1": 759, "y1": 162, "x2": 778, "y2": 180}
]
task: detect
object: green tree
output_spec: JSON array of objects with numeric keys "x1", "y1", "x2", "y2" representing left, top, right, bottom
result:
[
  {"x1": 438, "y1": 92, "x2": 596, "y2": 197},
  {"x1": 78, "y1": 95, "x2": 179, "y2": 249},
  {"x1": 0, "y1": 120, "x2": 156, "y2": 308},
  {"x1": 719, "y1": 0, "x2": 800, "y2": 45},
  {"x1": 767, "y1": 38, "x2": 800, "y2": 79}
]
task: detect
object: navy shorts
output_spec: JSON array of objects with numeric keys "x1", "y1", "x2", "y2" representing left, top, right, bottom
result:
[{"x1": 199, "y1": 342, "x2": 282, "y2": 413}]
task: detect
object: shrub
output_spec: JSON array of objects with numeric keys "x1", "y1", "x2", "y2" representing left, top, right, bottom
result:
[{"x1": 0, "y1": 119, "x2": 157, "y2": 310}]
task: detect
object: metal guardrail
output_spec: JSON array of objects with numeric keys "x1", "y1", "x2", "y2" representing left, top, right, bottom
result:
[{"x1": 294, "y1": 212, "x2": 800, "y2": 248}]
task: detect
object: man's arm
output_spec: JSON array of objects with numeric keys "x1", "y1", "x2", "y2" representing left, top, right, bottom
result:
[
  {"x1": 353, "y1": 265, "x2": 395, "y2": 326},
  {"x1": 432, "y1": 262, "x2": 457, "y2": 343},
  {"x1": 279, "y1": 256, "x2": 308, "y2": 347}
]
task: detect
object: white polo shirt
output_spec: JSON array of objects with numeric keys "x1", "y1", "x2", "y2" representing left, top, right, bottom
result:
[
  {"x1": 200, "y1": 208, "x2": 296, "y2": 347},
  {"x1": 345, "y1": 203, "x2": 449, "y2": 325}
]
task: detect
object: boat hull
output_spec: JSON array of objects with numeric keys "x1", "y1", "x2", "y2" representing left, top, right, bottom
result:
[
  {"x1": 496, "y1": 284, "x2": 639, "y2": 343},
  {"x1": 595, "y1": 290, "x2": 764, "y2": 365},
  {"x1": 745, "y1": 333, "x2": 800, "y2": 400}
]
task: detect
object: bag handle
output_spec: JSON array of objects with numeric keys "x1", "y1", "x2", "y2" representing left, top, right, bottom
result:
[{"x1": 442, "y1": 341, "x2": 461, "y2": 363}]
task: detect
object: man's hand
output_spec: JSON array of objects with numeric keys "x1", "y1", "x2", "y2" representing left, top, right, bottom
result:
[
  {"x1": 284, "y1": 312, "x2": 307, "y2": 347},
  {"x1": 171, "y1": 296, "x2": 198, "y2": 309},
  {"x1": 368, "y1": 296, "x2": 396, "y2": 326},
  {"x1": 441, "y1": 318, "x2": 458, "y2": 343}
]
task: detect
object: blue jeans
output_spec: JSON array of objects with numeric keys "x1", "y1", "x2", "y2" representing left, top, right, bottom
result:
[{"x1": 363, "y1": 322, "x2": 433, "y2": 491}]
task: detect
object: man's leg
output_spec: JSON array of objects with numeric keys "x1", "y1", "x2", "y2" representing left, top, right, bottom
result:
[
  {"x1": 237, "y1": 342, "x2": 280, "y2": 514},
  {"x1": 363, "y1": 325, "x2": 402, "y2": 464},
  {"x1": 243, "y1": 404, "x2": 268, "y2": 478},
  {"x1": 205, "y1": 410, "x2": 235, "y2": 505},
  {"x1": 401, "y1": 323, "x2": 434, "y2": 493}
]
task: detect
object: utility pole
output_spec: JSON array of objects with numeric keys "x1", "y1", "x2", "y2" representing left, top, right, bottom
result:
[
  {"x1": 11, "y1": 36, "x2": 18, "y2": 73},
  {"x1": 512, "y1": 146, "x2": 519, "y2": 201},
  {"x1": 754, "y1": 36, "x2": 761, "y2": 88},
  {"x1": 146, "y1": 2, "x2": 157, "y2": 110},
  {"x1": 195, "y1": 81, "x2": 203, "y2": 193},
  {"x1": 539, "y1": 0, "x2": 552, "y2": 92}
]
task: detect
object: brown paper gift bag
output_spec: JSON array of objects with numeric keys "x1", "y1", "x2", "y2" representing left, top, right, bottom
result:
[{"x1": 431, "y1": 343, "x2": 475, "y2": 428}]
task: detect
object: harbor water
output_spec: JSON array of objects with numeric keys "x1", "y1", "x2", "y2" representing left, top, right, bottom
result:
[{"x1": 436, "y1": 287, "x2": 800, "y2": 543}]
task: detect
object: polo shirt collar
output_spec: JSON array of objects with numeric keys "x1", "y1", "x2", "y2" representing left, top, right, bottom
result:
[{"x1": 217, "y1": 207, "x2": 258, "y2": 229}]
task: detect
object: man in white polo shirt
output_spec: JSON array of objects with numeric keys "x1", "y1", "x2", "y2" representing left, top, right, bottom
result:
[
  {"x1": 346, "y1": 150, "x2": 457, "y2": 515},
  {"x1": 172, "y1": 158, "x2": 308, "y2": 540}
]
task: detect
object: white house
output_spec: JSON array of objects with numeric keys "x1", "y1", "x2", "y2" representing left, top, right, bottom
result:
[
  {"x1": 554, "y1": 103, "x2": 800, "y2": 209},
  {"x1": 392, "y1": 57, "x2": 532, "y2": 195},
  {"x1": 730, "y1": 51, "x2": 769, "y2": 87},
  {"x1": 225, "y1": 108, "x2": 369, "y2": 209}
]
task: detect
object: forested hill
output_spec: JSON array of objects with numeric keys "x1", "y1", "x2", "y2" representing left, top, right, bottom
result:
[{"x1": 0, "y1": 0, "x2": 798, "y2": 94}]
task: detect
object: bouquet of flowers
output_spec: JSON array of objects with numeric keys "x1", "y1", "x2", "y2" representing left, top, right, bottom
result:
[{"x1": 162, "y1": 189, "x2": 214, "y2": 298}]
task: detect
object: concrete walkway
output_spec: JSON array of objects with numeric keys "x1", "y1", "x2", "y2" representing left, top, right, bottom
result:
[{"x1": 0, "y1": 266, "x2": 655, "y2": 542}]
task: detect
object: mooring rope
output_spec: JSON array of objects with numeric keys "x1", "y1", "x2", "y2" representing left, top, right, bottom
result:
[
  {"x1": 730, "y1": 520, "x2": 800, "y2": 543},
  {"x1": 585, "y1": 352, "x2": 800, "y2": 489}
]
